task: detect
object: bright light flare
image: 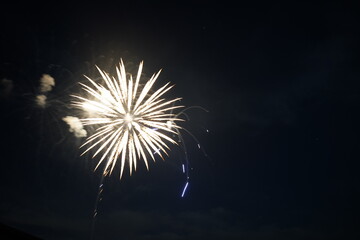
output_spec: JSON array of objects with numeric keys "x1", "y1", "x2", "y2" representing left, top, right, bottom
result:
[{"x1": 72, "y1": 60, "x2": 184, "y2": 178}]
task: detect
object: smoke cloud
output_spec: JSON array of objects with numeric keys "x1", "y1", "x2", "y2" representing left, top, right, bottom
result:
[
  {"x1": 62, "y1": 116, "x2": 87, "y2": 138},
  {"x1": 39, "y1": 74, "x2": 55, "y2": 93},
  {"x1": 35, "y1": 94, "x2": 47, "y2": 108},
  {"x1": 35, "y1": 74, "x2": 55, "y2": 107}
]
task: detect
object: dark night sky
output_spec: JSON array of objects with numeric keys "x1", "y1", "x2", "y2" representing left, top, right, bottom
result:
[{"x1": 1, "y1": 1, "x2": 360, "y2": 239}]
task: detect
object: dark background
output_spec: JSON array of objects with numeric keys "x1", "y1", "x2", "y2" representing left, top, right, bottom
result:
[{"x1": 1, "y1": 1, "x2": 360, "y2": 239}]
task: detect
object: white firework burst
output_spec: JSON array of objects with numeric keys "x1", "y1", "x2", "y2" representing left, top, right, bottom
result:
[{"x1": 72, "y1": 60, "x2": 184, "y2": 178}]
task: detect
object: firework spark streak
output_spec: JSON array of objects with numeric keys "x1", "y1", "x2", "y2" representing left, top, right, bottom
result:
[
  {"x1": 72, "y1": 60, "x2": 184, "y2": 178},
  {"x1": 181, "y1": 182, "x2": 189, "y2": 198}
]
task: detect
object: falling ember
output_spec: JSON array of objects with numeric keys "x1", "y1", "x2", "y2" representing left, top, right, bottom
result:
[
  {"x1": 181, "y1": 182, "x2": 189, "y2": 198},
  {"x1": 72, "y1": 60, "x2": 184, "y2": 178}
]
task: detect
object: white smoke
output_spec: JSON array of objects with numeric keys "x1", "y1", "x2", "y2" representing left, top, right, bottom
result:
[
  {"x1": 35, "y1": 94, "x2": 47, "y2": 108},
  {"x1": 39, "y1": 74, "x2": 55, "y2": 93},
  {"x1": 62, "y1": 116, "x2": 87, "y2": 138},
  {"x1": 35, "y1": 74, "x2": 55, "y2": 107}
]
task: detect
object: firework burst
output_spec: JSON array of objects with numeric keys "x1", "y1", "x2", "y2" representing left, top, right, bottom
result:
[{"x1": 72, "y1": 60, "x2": 184, "y2": 178}]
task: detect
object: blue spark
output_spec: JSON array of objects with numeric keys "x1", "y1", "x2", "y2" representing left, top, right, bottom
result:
[{"x1": 181, "y1": 182, "x2": 189, "y2": 197}]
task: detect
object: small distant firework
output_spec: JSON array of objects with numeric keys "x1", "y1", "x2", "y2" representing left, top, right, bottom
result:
[{"x1": 72, "y1": 60, "x2": 184, "y2": 178}]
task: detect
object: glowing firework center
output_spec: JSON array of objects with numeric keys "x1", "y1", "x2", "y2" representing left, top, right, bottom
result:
[{"x1": 72, "y1": 60, "x2": 183, "y2": 178}]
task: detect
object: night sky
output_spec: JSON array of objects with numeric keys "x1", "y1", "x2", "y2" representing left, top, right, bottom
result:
[{"x1": 1, "y1": 1, "x2": 360, "y2": 239}]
